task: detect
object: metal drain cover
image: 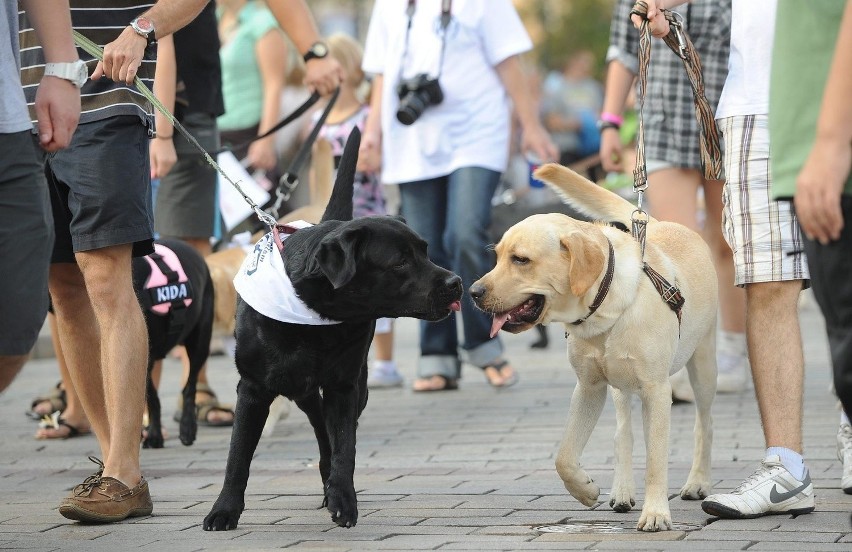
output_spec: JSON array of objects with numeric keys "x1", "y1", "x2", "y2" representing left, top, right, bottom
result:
[{"x1": 535, "y1": 520, "x2": 702, "y2": 533}]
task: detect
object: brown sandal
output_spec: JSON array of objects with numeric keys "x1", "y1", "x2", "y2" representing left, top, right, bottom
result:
[
  {"x1": 483, "y1": 360, "x2": 518, "y2": 388},
  {"x1": 412, "y1": 375, "x2": 458, "y2": 392}
]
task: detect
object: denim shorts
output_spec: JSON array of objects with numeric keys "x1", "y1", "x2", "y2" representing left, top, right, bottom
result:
[
  {"x1": 43, "y1": 116, "x2": 154, "y2": 262},
  {"x1": 0, "y1": 131, "x2": 54, "y2": 355}
]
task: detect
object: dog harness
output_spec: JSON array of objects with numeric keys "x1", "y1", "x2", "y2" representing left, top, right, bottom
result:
[
  {"x1": 139, "y1": 243, "x2": 195, "y2": 346},
  {"x1": 233, "y1": 221, "x2": 341, "y2": 325},
  {"x1": 141, "y1": 244, "x2": 194, "y2": 315},
  {"x1": 568, "y1": 235, "x2": 684, "y2": 334}
]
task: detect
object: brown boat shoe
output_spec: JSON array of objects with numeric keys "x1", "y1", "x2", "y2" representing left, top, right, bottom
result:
[{"x1": 59, "y1": 468, "x2": 153, "y2": 523}]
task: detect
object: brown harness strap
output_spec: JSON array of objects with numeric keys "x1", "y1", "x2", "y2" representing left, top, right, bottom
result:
[{"x1": 642, "y1": 262, "x2": 684, "y2": 329}]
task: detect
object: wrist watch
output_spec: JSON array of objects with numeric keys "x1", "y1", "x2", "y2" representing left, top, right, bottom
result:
[
  {"x1": 129, "y1": 15, "x2": 157, "y2": 47},
  {"x1": 43, "y1": 60, "x2": 89, "y2": 89},
  {"x1": 303, "y1": 41, "x2": 329, "y2": 63}
]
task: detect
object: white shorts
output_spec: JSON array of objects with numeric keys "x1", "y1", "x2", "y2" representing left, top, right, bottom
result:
[{"x1": 718, "y1": 115, "x2": 809, "y2": 286}]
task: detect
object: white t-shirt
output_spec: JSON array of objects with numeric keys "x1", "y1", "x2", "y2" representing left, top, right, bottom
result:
[
  {"x1": 715, "y1": 0, "x2": 776, "y2": 119},
  {"x1": 233, "y1": 223, "x2": 341, "y2": 325},
  {"x1": 362, "y1": 0, "x2": 532, "y2": 184}
]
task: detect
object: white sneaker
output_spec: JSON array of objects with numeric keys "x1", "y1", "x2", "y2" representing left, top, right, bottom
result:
[
  {"x1": 716, "y1": 350, "x2": 749, "y2": 393},
  {"x1": 367, "y1": 363, "x2": 403, "y2": 388},
  {"x1": 701, "y1": 455, "x2": 815, "y2": 518},
  {"x1": 837, "y1": 423, "x2": 852, "y2": 494}
]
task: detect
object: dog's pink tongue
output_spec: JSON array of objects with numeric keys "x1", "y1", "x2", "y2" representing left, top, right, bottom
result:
[
  {"x1": 450, "y1": 300, "x2": 461, "y2": 312},
  {"x1": 490, "y1": 313, "x2": 510, "y2": 338}
]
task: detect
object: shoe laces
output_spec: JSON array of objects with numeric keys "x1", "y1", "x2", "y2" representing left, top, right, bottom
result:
[
  {"x1": 732, "y1": 460, "x2": 780, "y2": 493},
  {"x1": 73, "y1": 456, "x2": 105, "y2": 496}
]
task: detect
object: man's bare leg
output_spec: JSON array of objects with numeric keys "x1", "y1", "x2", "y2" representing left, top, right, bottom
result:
[
  {"x1": 745, "y1": 280, "x2": 804, "y2": 451},
  {"x1": 75, "y1": 244, "x2": 147, "y2": 486},
  {"x1": 49, "y1": 263, "x2": 108, "y2": 458}
]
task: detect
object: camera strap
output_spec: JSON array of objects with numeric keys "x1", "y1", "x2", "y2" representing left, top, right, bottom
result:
[{"x1": 400, "y1": 0, "x2": 453, "y2": 81}]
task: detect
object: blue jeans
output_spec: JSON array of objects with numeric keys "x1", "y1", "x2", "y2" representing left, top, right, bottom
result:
[{"x1": 399, "y1": 167, "x2": 503, "y2": 380}]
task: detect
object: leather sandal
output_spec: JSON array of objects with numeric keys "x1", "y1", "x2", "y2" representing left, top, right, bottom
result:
[
  {"x1": 483, "y1": 360, "x2": 518, "y2": 388},
  {"x1": 412, "y1": 375, "x2": 458, "y2": 392}
]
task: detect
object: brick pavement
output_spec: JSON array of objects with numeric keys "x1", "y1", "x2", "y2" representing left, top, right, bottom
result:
[{"x1": 1, "y1": 295, "x2": 851, "y2": 551}]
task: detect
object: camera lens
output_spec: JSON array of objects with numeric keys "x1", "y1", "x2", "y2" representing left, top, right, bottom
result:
[{"x1": 396, "y1": 94, "x2": 427, "y2": 125}]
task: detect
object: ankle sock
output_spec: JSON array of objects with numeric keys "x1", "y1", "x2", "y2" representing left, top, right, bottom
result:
[
  {"x1": 766, "y1": 447, "x2": 806, "y2": 480},
  {"x1": 372, "y1": 360, "x2": 398, "y2": 374}
]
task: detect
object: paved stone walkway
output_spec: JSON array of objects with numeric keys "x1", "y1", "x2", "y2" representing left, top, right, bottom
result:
[{"x1": 2, "y1": 296, "x2": 851, "y2": 550}]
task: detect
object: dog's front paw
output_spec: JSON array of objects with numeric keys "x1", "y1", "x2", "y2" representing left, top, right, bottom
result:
[
  {"x1": 325, "y1": 484, "x2": 358, "y2": 528},
  {"x1": 680, "y1": 479, "x2": 711, "y2": 500},
  {"x1": 564, "y1": 473, "x2": 600, "y2": 507},
  {"x1": 142, "y1": 427, "x2": 165, "y2": 449},
  {"x1": 179, "y1": 405, "x2": 198, "y2": 446},
  {"x1": 609, "y1": 485, "x2": 636, "y2": 513},
  {"x1": 636, "y1": 505, "x2": 672, "y2": 532},
  {"x1": 203, "y1": 496, "x2": 244, "y2": 531}
]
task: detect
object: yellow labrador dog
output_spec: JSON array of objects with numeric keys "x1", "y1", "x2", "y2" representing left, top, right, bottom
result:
[{"x1": 470, "y1": 164, "x2": 718, "y2": 532}]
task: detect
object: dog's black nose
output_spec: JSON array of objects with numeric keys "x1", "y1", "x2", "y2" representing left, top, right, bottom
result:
[
  {"x1": 469, "y1": 282, "x2": 485, "y2": 301},
  {"x1": 446, "y1": 275, "x2": 462, "y2": 294}
]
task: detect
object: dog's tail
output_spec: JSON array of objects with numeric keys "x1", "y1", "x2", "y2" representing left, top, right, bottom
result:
[
  {"x1": 534, "y1": 163, "x2": 658, "y2": 227},
  {"x1": 320, "y1": 127, "x2": 360, "y2": 223}
]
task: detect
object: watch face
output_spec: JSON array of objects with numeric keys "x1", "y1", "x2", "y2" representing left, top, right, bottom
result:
[
  {"x1": 134, "y1": 16, "x2": 154, "y2": 34},
  {"x1": 313, "y1": 43, "x2": 328, "y2": 56}
]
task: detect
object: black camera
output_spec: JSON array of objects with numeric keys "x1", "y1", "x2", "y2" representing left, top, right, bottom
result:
[{"x1": 396, "y1": 74, "x2": 444, "y2": 125}]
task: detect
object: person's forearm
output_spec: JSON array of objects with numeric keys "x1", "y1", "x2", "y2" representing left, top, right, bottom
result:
[
  {"x1": 601, "y1": 60, "x2": 635, "y2": 117},
  {"x1": 364, "y1": 74, "x2": 383, "y2": 137},
  {"x1": 495, "y1": 56, "x2": 539, "y2": 131},
  {"x1": 152, "y1": 35, "x2": 176, "y2": 136},
  {"x1": 815, "y1": 0, "x2": 852, "y2": 145},
  {"x1": 266, "y1": 0, "x2": 322, "y2": 56},
  {"x1": 21, "y1": 0, "x2": 78, "y2": 62},
  {"x1": 141, "y1": 0, "x2": 208, "y2": 38}
]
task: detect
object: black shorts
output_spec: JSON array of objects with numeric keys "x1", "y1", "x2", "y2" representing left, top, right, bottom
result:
[
  {"x1": 44, "y1": 116, "x2": 154, "y2": 263},
  {"x1": 0, "y1": 131, "x2": 54, "y2": 355}
]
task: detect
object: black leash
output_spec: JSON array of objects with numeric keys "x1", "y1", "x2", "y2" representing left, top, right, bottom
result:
[
  {"x1": 270, "y1": 87, "x2": 340, "y2": 218},
  {"x1": 219, "y1": 91, "x2": 323, "y2": 155}
]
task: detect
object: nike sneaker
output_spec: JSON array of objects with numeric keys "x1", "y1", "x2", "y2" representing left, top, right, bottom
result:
[{"x1": 702, "y1": 455, "x2": 815, "y2": 518}]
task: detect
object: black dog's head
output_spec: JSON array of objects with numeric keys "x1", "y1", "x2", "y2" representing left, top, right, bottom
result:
[{"x1": 285, "y1": 216, "x2": 462, "y2": 323}]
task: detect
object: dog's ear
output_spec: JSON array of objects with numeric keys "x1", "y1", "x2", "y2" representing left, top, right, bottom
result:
[
  {"x1": 306, "y1": 226, "x2": 364, "y2": 289},
  {"x1": 560, "y1": 231, "x2": 607, "y2": 297},
  {"x1": 390, "y1": 214, "x2": 407, "y2": 225}
]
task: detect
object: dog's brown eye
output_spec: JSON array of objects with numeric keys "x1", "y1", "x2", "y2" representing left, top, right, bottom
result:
[{"x1": 511, "y1": 255, "x2": 530, "y2": 265}]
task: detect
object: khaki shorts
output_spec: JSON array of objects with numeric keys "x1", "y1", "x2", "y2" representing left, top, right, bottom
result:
[{"x1": 718, "y1": 115, "x2": 809, "y2": 286}]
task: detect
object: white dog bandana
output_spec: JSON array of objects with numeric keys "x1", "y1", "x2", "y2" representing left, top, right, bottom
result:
[{"x1": 233, "y1": 221, "x2": 341, "y2": 325}]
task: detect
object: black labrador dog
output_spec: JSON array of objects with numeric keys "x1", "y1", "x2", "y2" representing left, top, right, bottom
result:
[
  {"x1": 132, "y1": 238, "x2": 214, "y2": 449},
  {"x1": 203, "y1": 129, "x2": 463, "y2": 531}
]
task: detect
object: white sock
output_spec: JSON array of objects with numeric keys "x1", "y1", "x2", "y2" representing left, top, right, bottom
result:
[
  {"x1": 842, "y1": 410, "x2": 850, "y2": 426},
  {"x1": 372, "y1": 360, "x2": 397, "y2": 374},
  {"x1": 766, "y1": 447, "x2": 806, "y2": 480},
  {"x1": 719, "y1": 330, "x2": 747, "y2": 357}
]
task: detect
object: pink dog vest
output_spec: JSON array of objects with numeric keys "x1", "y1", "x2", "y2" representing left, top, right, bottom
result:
[{"x1": 143, "y1": 244, "x2": 193, "y2": 315}]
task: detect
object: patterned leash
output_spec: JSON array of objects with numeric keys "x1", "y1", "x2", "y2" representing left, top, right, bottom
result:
[
  {"x1": 72, "y1": 30, "x2": 279, "y2": 229},
  {"x1": 628, "y1": 1, "x2": 724, "y2": 258}
]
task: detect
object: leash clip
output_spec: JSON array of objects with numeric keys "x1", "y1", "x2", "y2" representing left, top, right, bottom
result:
[
  {"x1": 270, "y1": 173, "x2": 299, "y2": 219},
  {"x1": 669, "y1": 12, "x2": 688, "y2": 59},
  {"x1": 631, "y1": 208, "x2": 649, "y2": 260}
]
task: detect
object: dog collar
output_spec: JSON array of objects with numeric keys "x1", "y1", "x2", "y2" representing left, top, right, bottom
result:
[{"x1": 571, "y1": 239, "x2": 615, "y2": 326}]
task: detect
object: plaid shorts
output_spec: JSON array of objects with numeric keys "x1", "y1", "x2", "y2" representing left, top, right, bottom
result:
[{"x1": 718, "y1": 115, "x2": 809, "y2": 286}]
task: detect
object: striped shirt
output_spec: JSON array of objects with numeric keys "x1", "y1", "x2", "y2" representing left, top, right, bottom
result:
[{"x1": 18, "y1": 0, "x2": 157, "y2": 129}]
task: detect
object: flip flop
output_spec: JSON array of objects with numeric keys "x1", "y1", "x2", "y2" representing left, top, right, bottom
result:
[
  {"x1": 483, "y1": 360, "x2": 518, "y2": 388},
  {"x1": 26, "y1": 381, "x2": 66, "y2": 420},
  {"x1": 35, "y1": 412, "x2": 91, "y2": 440},
  {"x1": 412, "y1": 375, "x2": 458, "y2": 392}
]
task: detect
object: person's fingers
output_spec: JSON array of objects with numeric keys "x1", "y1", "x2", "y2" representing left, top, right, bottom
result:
[
  {"x1": 35, "y1": 101, "x2": 53, "y2": 148},
  {"x1": 91, "y1": 61, "x2": 105, "y2": 81}
]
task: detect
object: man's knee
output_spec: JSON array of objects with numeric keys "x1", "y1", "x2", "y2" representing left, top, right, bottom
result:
[{"x1": 75, "y1": 245, "x2": 136, "y2": 310}]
